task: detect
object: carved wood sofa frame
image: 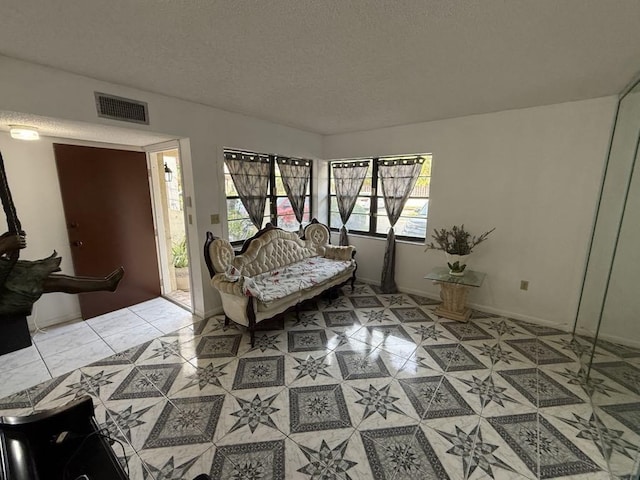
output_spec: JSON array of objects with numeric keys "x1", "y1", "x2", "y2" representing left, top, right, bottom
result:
[{"x1": 204, "y1": 219, "x2": 356, "y2": 346}]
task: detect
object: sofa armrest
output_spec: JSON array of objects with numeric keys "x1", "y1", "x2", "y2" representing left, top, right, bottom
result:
[
  {"x1": 211, "y1": 274, "x2": 244, "y2": 296},
  {"x1": 323, "y1": 245, "x2": 356, "y2": 261}
]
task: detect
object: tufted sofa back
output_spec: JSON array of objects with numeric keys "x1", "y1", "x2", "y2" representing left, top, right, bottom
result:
[
  {"x1": 232, "y1": 229, "x2": 315, "y2": 276},
  {"x1": 205, "y1": 221, "x2": 332, "y2": 278}
]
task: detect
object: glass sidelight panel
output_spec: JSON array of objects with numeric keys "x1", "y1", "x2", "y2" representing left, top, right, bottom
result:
[{"x1": 573, "y1": 80, "x2": 640, "y2": 478}]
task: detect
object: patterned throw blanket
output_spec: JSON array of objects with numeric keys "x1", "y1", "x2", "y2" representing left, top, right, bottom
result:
[{"x1": 225, "y1": 256, "x2": 353, "y2": 305}]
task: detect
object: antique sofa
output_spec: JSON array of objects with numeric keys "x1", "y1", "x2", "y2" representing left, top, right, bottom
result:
[{"x1": 204, "y1": 220, "x2": 356, "y2": 346}]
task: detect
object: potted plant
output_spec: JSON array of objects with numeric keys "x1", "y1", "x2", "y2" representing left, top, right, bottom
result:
[
  {"x1": 425, "y1": 225, "x2": 495, "y2": 276},
  {"x1": 172, "y1": 238, "x2": 190, "y2": 290}
]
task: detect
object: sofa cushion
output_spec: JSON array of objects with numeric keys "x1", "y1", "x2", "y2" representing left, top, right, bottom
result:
[
  {"x1": 323, "y1": 245, "x2": 355, "y2": 261},
  {"x1": 250, "y1": 256, "x2": 354, "y2": 305}
]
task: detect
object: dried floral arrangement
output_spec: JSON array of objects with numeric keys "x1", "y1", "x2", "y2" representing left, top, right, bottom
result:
[{"x1": 425, "y1": 225, "x2": 495, "y2": 256}]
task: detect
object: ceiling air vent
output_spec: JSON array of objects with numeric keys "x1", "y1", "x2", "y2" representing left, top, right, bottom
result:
[{"x1": 95, "y1": 92, "x2": 149, "y2": 124}]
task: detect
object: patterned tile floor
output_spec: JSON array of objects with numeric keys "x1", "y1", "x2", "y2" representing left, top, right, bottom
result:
[{"x1": 1, "y1": 285, "x2": 639, "y2": 479}]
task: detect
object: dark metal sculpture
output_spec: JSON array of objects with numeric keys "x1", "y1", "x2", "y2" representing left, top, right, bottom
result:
[
  {"x1": 0, "y1": 150, "x2": 21, "y2": 287},
  {"x1": 0, "y1": 150, "x2": 124, "y2": 317}
]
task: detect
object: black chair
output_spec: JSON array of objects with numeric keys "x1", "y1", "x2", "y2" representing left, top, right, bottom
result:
[
  {"x1": 0, "y1": 396, "x2": 128, "y2": 480},
  {"x1": 0, "y1": 395, "x2": 214, "y2": 480}
]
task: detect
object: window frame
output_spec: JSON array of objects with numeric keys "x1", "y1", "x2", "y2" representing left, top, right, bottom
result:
[
  {"x1": 224, "y1": 150, "x2": 313, "y2": 246},
  {"x1": 328, "y1": 154, "x2": 430, "y2": 243}
]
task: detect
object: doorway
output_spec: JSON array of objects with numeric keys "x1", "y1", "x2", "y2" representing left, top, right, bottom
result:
[
  {"x1": 148, "y1": 147, "x2": 192, "y2": 310},
  {"x1": 54, "y1": 144, "x2": 162, "y2": 319}
]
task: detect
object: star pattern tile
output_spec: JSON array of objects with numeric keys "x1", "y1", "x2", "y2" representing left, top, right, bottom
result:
[
  {"x1": 1, "y1": 292, "x2": 638, "y2": 480},
  {"x1": 410, "y1": 324, "x2": 447, "y2": 342},
  {"x1": 289, "y1": 384, "x2": 352, "y2": 433},
  {"x1": 498, "y1": 368, "x2": 584, "y2": 408},
  {"x1": 457, "y1": 374, "x2": 519, "y2": 409},
  {"x1": 232, "y1": 355, "x2": 285, "y2": 390},
  {"x1": 177, "y1": 361, "x2": 230, "y2": 391},
  {"x1": 209, "y1": 440, "x2": 285, "y2": 479},
  {"x1": 229, "y1": 393, "x2": 280, "y2": 433},
  {"x1": 389, "y1": 307, "x2": 430, "y2": 323},
  {"x1": 399, "y1": 375, "x2": 474, "y2": 418},
  {"x1": 352, "y1": 383, "x2": 405, "y2": 420},
  {"x1": 297, "y1": 439, "x2": 358, "y2": 479},
  {"x1": 558, "y1": 412, "x2": 638, "y2": 461},
  {"x1": 591, "y1": 361, "x2": 640, "y2": 395},
  {"x1": 472, "y1": 342, "x2": 520, "y2": 366},
  {"x1": 292, "y1": 355, "x2": 333, "y2": 381},
  {"x1": 249, "y1": 333, "x2": 281, "y2": 353},
  {"x1": 322, "y1": 310, "x2": 360, "y2": 327},
  {"x1": 489, "y1": 413, "x2": 601, "y2": 479},
  {"x1": 441, "y1": 321, "x2": 494, "y2": 341},
  {"x1": 143, "y1": 395, "x2": 224, "y2": 448},
  {"x1": 361, "y1": 309, "x2": 392, "y2": 324},
  {"x1": 288, "y1": 329, "x2": 328, "y2": 352},
  {"x1": 437, "y1": 423, "x2": 517, "y2": 478},
  {"x1": 109, "y1": 364, "x2": 181, "y2": 400},
  {"x1": 56, "y1": 369, "x2": 121, "y2": 400},
  {"x1": 195, "y1": 334, "x2": 242, "y2": 358},
  {"x1": 506, "y1": 338, "x2": 573, "y2": 365},
  {"x1": 427, "y1": 344, "x2": 487, "y2": 372},
  {"x1": 360, "y1": 425, "x2": 450, "y2": 479},
  {"x1": 335, "y1": 350, "x2": 391, "y2": 380}
]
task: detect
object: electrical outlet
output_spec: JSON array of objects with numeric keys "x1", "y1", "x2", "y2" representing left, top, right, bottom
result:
[
  {"x1": 211, "y1": 214, "x2": 220, "y2": 224},
  {"x1": 520, "y1": 280, "x2": 529, "y2": 291}
]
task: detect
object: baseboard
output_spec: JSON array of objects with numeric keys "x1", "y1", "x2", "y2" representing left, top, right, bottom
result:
[
  {"x1": 574, "y1": 325, "x2": 640, "y2": 350},
  {"x1": 202, "y1": 306, "x2": 224, "y2": 320},
  {"x1": 356, "y1": 278, "x2": 574, "y2": 334},
  {"x1": 27, "y1": 312, "x2": 82, "y2": 332}
]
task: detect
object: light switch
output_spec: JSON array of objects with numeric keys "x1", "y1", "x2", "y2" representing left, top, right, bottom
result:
[{"x1": 211, "y1": 214, "x2": 220, "y2": 224}]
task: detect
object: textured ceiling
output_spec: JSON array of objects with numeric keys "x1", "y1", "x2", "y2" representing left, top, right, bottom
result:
[
  {"x1": 1, "y1": 1, "x2": 640, "y2": 135},
  {"x1": 0, "y1": 111, "x2": 173, "y2": 146}
]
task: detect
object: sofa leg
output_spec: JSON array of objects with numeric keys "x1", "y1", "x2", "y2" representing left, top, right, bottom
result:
[
  {"x1": 350, "y1": 275, "x2": 356, "y2": 292},
  {"x1": 250, "y1": 328, "x2": 256, "y2": 348},
  {"x1": 295, "y1": 303, "x2": 301, "y2": 321},
  {"x1": 224, "y1": 315, "x2": 230, "y2": 327}
]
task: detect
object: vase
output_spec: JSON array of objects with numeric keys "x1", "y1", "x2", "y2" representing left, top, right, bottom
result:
[{"x1": 445, "y1": 253, "x2": 470, "y2": 276}]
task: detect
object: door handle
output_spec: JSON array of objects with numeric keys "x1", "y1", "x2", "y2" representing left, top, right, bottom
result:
[
  {"x1": 71, "y1": 240, "x2": 83, "y2": 247},
  {"x1": 68, "y1": 222, "x2": 79, "y2": 229}
]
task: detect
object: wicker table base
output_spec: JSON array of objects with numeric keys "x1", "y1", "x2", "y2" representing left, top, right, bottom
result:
[{"x1": 434, "y1": 282, "x2": 472, "y2": 322}]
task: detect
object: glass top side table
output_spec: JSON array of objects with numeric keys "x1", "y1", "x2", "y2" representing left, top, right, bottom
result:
[{"x1": 424, "y1": 267, "x2": 486, "y2": 322}]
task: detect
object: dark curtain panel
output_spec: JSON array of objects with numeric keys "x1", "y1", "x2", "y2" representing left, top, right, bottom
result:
[
  {"x1": 224, "y1": 151, "x2": 270, "y2": 229},
  {"x1": 378, "y1": 157, "x2": 424, "y2": 293},
  {"x1": 276, "y1": 156, "x2": 311, "y2": 234},
  {"x1": 333, "y1": 161, "x2": 369, "y2": 246}
]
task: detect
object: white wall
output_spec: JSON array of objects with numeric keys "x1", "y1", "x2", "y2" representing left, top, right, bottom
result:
[
  {"x1": 323, "y1": 97, "x2": 617, "y2": 328},
  {"x1": 0, "y1": 55, "x2": 323, "y2": 320},
  {"x1": 0, "y1": 133, "x2": 80, "y2": 327}
]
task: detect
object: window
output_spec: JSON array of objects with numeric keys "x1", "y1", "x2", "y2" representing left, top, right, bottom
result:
[
  {"x1": 328, "y1": 154, "x2": 431, "y2": 241},
  {"x1": 224, "y1": 150, "x2": 312, "y2": 243}
]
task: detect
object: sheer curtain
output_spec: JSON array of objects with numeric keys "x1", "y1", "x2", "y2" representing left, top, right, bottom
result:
[
  {"x1": 224, "y1": 151, "x2": 270, "y2": 229},
  {"x1": 333, "y1": 161, "x2": 369, "y2": 246},
  {"x1": 378, "y1": 157, "x2": 424, "y2": 293},
  {"x1": 276, "y1": 157, "x2": 311, "y2": 235}
]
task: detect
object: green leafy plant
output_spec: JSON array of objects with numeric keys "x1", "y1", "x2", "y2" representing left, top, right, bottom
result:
[
  {"x1": 425, "y1": 225, "x2": 495, "y2": 255},
  {"x1": 172, "y1": 238, "x2": 189, "y2": 268},
  {"x1": 447, "y1": 260, "x2": 466, "y2": 273}
]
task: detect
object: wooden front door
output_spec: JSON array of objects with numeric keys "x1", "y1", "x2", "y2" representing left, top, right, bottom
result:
[{"x1": 54, "y1": 144, "x2": 161, "y2": 319}]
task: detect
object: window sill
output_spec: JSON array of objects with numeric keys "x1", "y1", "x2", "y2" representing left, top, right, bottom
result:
[{"x1": 329, "y1": 230, "x2": 426, "y2": 246}]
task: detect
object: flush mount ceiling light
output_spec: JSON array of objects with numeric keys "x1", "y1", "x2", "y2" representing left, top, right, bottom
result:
[{"x1": 9, "y1": 126, "x2": 40, "y2": 141}]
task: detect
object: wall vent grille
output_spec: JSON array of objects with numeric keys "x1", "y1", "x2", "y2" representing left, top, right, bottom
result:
[{"x1": 95, "y1": 92, "x2": 149, "y2": 124}]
